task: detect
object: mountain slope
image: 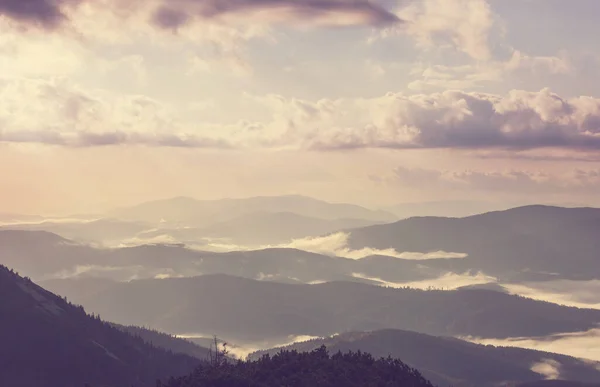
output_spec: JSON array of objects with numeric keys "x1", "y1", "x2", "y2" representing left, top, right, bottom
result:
[
  {"x1": 347, "y1": 205, "x2": 600, "y2": 280},
  {"x1": 250, "y1": 329, "x2": 600, "y2": 387},
  {"x1": 111, "y1": 195, "x2": 396, "y2": 226},
  {"x1": 199, "y1": 211, "x2": 381, "y2": 244},
  {"x1": 0, "y1": 218, "x2": 151, "y2": 244},
  {"x1": 55, "y1": 275, "x2": 600, "y2": 343},
  {"x1": 112, "y1": 324, "x2": 211, "y2": 360},
  {"x1": 0, "y1": 265, "x2": 199, "y2": 387},
  {"x1": 3, "y1": 230, "x2": 442, "y2": 284}
]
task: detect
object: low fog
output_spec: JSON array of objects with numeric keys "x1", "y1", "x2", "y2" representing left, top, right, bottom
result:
[{"x1": 465, "y1": 328, "x2": 600, "y2": 362}]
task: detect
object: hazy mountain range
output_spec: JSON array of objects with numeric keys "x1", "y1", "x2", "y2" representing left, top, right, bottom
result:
[
  {"x1": 347, "y1": 205, "x2": 600, "y2": 280},
  {"x1": 0, "y1": 195, "x2": 392, "y2": 245},
  {"x1": 3, "y1": 262, "x2": 599, "y2": 387},
  {"x1": 4, "y1": 199, "x2": 600, "y2": 386},
  {"x1": 110, "y1": 195, "x2": 397, "y2": 226},
  {"x1": 44, "y1": 274, "x2": 600, "y2": 344}
]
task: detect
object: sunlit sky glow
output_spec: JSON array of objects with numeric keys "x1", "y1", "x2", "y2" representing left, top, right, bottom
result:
[{"x1": 3, "y1": 0, "x2": 600, "y2": 214}]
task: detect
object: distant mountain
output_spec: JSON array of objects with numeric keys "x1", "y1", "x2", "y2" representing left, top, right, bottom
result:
[
  {"x1": 0, "y1": 230, "x2": 97, "y2": 279},
  {"x1": 41, "y1": 277, "x2": 118, "y2": 300},
  {"x1": 3, "y1": 230, "x2": 443, "y2": 283},
  {"x1": 199, "y1": 211, "x2": 381, "y2": 244},
  {"x1": 250, "y1": 329, "x2": 600, "y2": 387},
  {"x1": 383, "y1": 200, "x2": 513, "y2": 219},
  {"x1": 0, "y1": 212, "x2": 45, "y2": 224},
  {"x1": 0, "y1": 218, "x2": 151, "y2": 244},
  {"x1": 347, "y1": 205, "x2": 600, "y2": 280},
  {"x1": 0, "y1": 264, "x2": 199, "y2": 387},
  {"x1": 51, "y1": 275, "x2": 600, "y2": 344},
  {"x1": 136, "y1": 211, "x2": 381, "y2": 245},
  {"x1": 110, "y1": 195, "x2": 397, "y2": 226},
  {"x1": 162, "y1": 346, "x2": 435, "y2": 387}
]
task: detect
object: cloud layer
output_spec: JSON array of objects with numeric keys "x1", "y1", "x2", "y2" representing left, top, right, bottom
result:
[{"x1": 2, "y1": 79, "x2": 600, "y2": 153}]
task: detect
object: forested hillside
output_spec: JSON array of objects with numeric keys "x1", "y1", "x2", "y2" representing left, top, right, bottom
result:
[
  {"x1": 161, "y1": 346, "x2": 435, "y2": 387},
  {"x1": 0, "y1": 265, "x2": 199, "y2": 387}
]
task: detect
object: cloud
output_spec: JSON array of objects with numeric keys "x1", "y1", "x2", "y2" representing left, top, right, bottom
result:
[
  {"x1": 530, "y1": 359, "x2": 561, "y2": 380},
  {"x1": 503, "y1": 279, "x2": 600, "y2": 310},
  {"x1": 307, "y1": 88, "x2": 600, "y2": 151},
  {"x1": 0, "y1": 0, "x2": 76, "y2": 29},
  {"x1": 176, "y1": 333, "x2": 322, "y2": 360},
  {"x1": 189, "y1": 231, "x2": 468, "y2": 261},
  {"x1": 408, "y1": 50, "x2": 571, "y2": 91},
  {"x1": 351, "y1": 271, "x2": 496, "y2": 290},
  {"x1": 0, "y1": 0, "x2": 400, "y2": 31},
  {"x1": 278, "y1": 232, "x2": 468, "y2": 260},
  {"x1": 464, "y1": 328, "x2": 600, "y2": 362},
  {"x1": 0, "y1": 77, "x2": 234, "y2": 148},
  {"x1": 375, "y1": 0, "x2": 495, "y2": 60},
  {"x1": 3, "y1": 79, "x2": 600, "y2": 153}
]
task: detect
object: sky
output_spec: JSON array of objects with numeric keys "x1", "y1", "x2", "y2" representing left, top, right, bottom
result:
[{"x1": 2, "y1": 0, "x2": 600, "y2": 215}]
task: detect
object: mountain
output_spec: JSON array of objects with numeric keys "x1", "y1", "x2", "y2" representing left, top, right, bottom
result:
[
  {"x1": 383, "y1": 200, "x2": 513, "y2": 219},
  {"x1": 0, "y1": 218, "x2": 151, "y2": 244},
  {"x1": 111, "y1": 324, "x2": 211, "y2": 360},
  {"x1": 0, "y1": 264, "x2": 199, "y2": 387},
  {"x1": 137, "y1": 211, "x2": 381, "y2": 245},
  {"x1": 0, "y1": 212, "x2": 45, "y2": 224},
  {"x1": 49, "y1": 275, "x2": 600, "y2": 344},
  {"x1": 110, "y1": 195, "x2": 397, "y2": 226},
  {"x1": 0, "y1": 230, "x2": 99, "y2": 279},
  {"x1": 161, "y1": 346, "x2": 435, "y2": 387},
  {"x1": 347, "y1": 205, "x2": 600, "y2": 280},
  {"x1": 250, "y1": 329, "x2": 600, "y2": 387},
  {"x1": 198, "y1": 211, "x2": 381, "y2": 244},
  {"x1": 2, "y1": 230, "x2": 443, "y2": 284}
]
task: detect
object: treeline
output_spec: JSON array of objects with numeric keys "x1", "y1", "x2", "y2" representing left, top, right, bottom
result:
[{"x1": 159, "y1": 346, "x2": 435, "y2": 387}]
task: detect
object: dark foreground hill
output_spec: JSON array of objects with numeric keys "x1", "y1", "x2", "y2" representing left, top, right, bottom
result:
[
  {"x1": 161, "y1": 346, "x2": 435, "y2": 387},
  {"x1": 0, "y1": 265, "x2": 199, "y2": 387},
  {"x1": 55, "y1": 274, "x2": 600, "y2": 343},
  {"x1": 250, "y1": 329, "x2": 600, "y2": 387}
]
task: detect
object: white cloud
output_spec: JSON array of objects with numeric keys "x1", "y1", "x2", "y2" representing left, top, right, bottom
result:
[
  {"x1": 464, "y1": 328, "x2": 600, "y2": 362},
  {"x1": 184, "y1": 231, "x2": 468, "y2": 261},
  {"x1": 377, "y1": 0, "x2": 495, "y2": 60},
  {"x1": 351, "y1": 271, "x2": 496, "y2": 290},
  {"x1": 276, "y1": 232, "x2": 467, "y2": 260},
  {"x1": 530, "y1": 359, "x2": 561, "y2": 380},
  {"x1": 503, "y1": 279, "x2": 600, "y2": 310},
  {"x1": 408, "y1": 50, "x2": 571, "y2": 91},
  {"x1": 2, "y1": 79, "x2": 600, "y2": 154}
]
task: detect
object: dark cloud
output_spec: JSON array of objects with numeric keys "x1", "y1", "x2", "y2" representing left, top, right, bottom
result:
[
  {"x1": 189, "y1": 0, "x2": 400, "y2": 24},
  {"x1": 0, "y1": 0, "x2": 400, "y2": 30},
  {"x1": 152, "y1": 6, "x2": 190, "y2": 30},
  {"x1": 0, "y1": 0, "x2": 67, "y2": 28}
]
